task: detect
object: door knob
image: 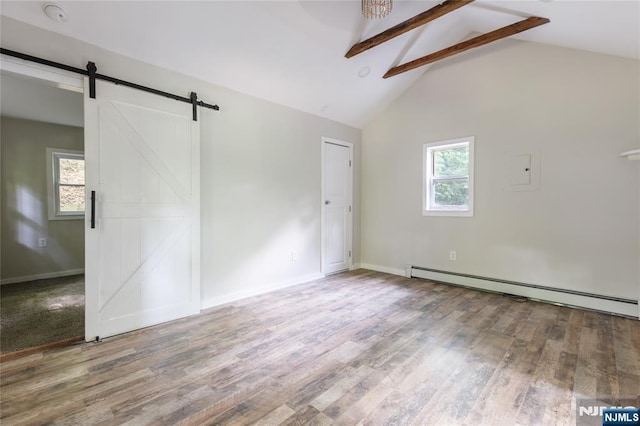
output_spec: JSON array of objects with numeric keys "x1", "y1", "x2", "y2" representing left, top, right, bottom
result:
[{"x1": 324, "y1": 200, "x2": 330, "y2": 205}]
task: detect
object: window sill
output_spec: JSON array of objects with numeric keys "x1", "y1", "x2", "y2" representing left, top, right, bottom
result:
[
  {"x1": 423, "y1": 210, "x2": 473, "y2": 217},
  {"x1": 48, "y1": 215, "x2": 85, "y2": 221}
]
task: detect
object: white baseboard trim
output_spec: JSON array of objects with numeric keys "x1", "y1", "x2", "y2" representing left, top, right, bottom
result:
[
  {"x1": 411, "y1": 266, "x2": 639, "y2": 319},
  {"x1": 360, "y1": 263, "x2": 407, "y2": 277},
  {"x1": 201, "y1": 272, "x2": 325, "y2": 310},
  {"x1": 350, "y1": 263, "x2": 362, "y2": 271},
  {"x1": 1, "y1": 269, "x2": 85, "y2": 285}
]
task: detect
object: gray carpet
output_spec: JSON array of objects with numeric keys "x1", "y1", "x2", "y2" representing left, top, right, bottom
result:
[{"x1": 0, "y1": 275, "x2": 84, "y2": 353}]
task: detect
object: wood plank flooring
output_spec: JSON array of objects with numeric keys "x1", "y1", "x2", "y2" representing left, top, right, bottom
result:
[{"x1": 1, "y1": 270, "x2": 638, "y2": 425}]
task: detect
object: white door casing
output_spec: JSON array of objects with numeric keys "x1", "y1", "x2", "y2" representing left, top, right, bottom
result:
[
  {"x1": 321, "y1": 138, "x2": 353, "y2": 275},
  {"x1": 84, "y1": 79, "x2": 200, "y2": 340},
  {"x1": 0, "y1": 54, "x2": 84, "y2": 91}
]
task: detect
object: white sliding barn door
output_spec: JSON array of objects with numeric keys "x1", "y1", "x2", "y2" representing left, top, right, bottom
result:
[
  {"x1": 84, "y1": 80, "x2": 200, "y2": 341},
  {"x1": 322, "y1": 138, "x2": 353, "y2": 275}
]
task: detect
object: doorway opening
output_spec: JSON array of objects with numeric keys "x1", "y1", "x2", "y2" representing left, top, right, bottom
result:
[{"x1": 0, "y1": 64, "x2": 85, "y2": 354}]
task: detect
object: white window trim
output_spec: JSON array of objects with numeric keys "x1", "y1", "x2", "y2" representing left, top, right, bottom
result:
[
  {"x1": 46, "y1": 147, "x2": 85, "y2": 221},
  {"x1": 423, "y1": 136, "x2": 475, "y2": 217}
]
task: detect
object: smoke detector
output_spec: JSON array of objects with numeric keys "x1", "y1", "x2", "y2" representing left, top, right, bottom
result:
[{"x1": 43, "y1": 3, "x2": 68, "y2": 23}]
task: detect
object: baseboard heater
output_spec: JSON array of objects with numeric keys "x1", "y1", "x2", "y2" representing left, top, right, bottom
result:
[{"x1": 410, "y1": 266, "x2": 639, "y2": 319}]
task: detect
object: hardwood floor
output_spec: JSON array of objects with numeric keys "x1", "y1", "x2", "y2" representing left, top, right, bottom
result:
[{"x1": 1, "y1": 270, "x2": 638, "y2": 425}]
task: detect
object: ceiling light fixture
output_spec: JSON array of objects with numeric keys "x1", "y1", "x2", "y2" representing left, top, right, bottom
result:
[
  {"x1": 43, "y1": 3, "x2": 68, "y2": 23},
  {"x1": 362, "y1": 0, "x2": 392, "y2": 19}
]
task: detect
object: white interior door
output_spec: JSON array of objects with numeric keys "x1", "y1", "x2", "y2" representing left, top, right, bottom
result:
[
  {"x1": 84, "y1": 79, "x2": 200, "y2": 341},
  {"x1": 322, "y1": 138, "x2": 353, "y2": 274}
]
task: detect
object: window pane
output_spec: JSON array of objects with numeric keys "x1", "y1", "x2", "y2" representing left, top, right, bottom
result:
[
  {"x1": 434, "y1": 180, "x2": 468, "y2": 207},
  {"x1": 59, "y1": 185, "x2": 85, "y2": 212},
  {"x1": 434, "y1": 146, "x2": 468, "y2": 177},
  {"x1": 59, "y1": 158, "x2": 85, "y2": 185}
]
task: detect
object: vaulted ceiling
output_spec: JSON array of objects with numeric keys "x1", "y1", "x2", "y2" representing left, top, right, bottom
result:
[{"x1": 1, "y1": 1, "x2": 638, "y2": 128}]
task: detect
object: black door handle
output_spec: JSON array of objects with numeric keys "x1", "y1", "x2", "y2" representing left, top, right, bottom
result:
[{"x1": 90, "y1": 191, "x2": 96, "y2": 229}]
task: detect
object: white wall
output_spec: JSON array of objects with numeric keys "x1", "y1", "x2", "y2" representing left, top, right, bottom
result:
[
  {"x1": 1, "y1": 117, "x2": 85, "y2": 283},
  {"x1": 362, "y1": 40, "x2": 639, "y2": 301},
  {"x1": 1, "y1": 17, "x2": 361, "y2": 306}
]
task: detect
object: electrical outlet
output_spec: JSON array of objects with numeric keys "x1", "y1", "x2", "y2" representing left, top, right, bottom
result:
[
  {"x1": 449, "y1": 251, "x2": 456, "y2": 261},
  {"x1": 291, "y1": 251, "x2": 297, "y2": 263},
  {"x1": 38, "y1": 238, "x2": 47, "y2": 247}
]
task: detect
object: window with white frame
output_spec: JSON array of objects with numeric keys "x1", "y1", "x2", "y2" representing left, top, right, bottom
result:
[
  {"x1": 423, "y1": 137, "x2": 474, "y2": 217},
  {"x1": 47, "y1": 148, "x2": 85, "y2": 220}
]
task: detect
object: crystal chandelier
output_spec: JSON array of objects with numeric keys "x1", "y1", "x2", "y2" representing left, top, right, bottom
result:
[{"x1": 362, "y1": 0, "x2": 392, "y2": 19}]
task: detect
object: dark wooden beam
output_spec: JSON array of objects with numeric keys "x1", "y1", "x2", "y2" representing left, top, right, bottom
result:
[
  {"x1": 345, "y1": 0, "x2": 475, "y2": 58},
  {"x1": 383, "y1": 16, "x2": 550, "y2": 78}
]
